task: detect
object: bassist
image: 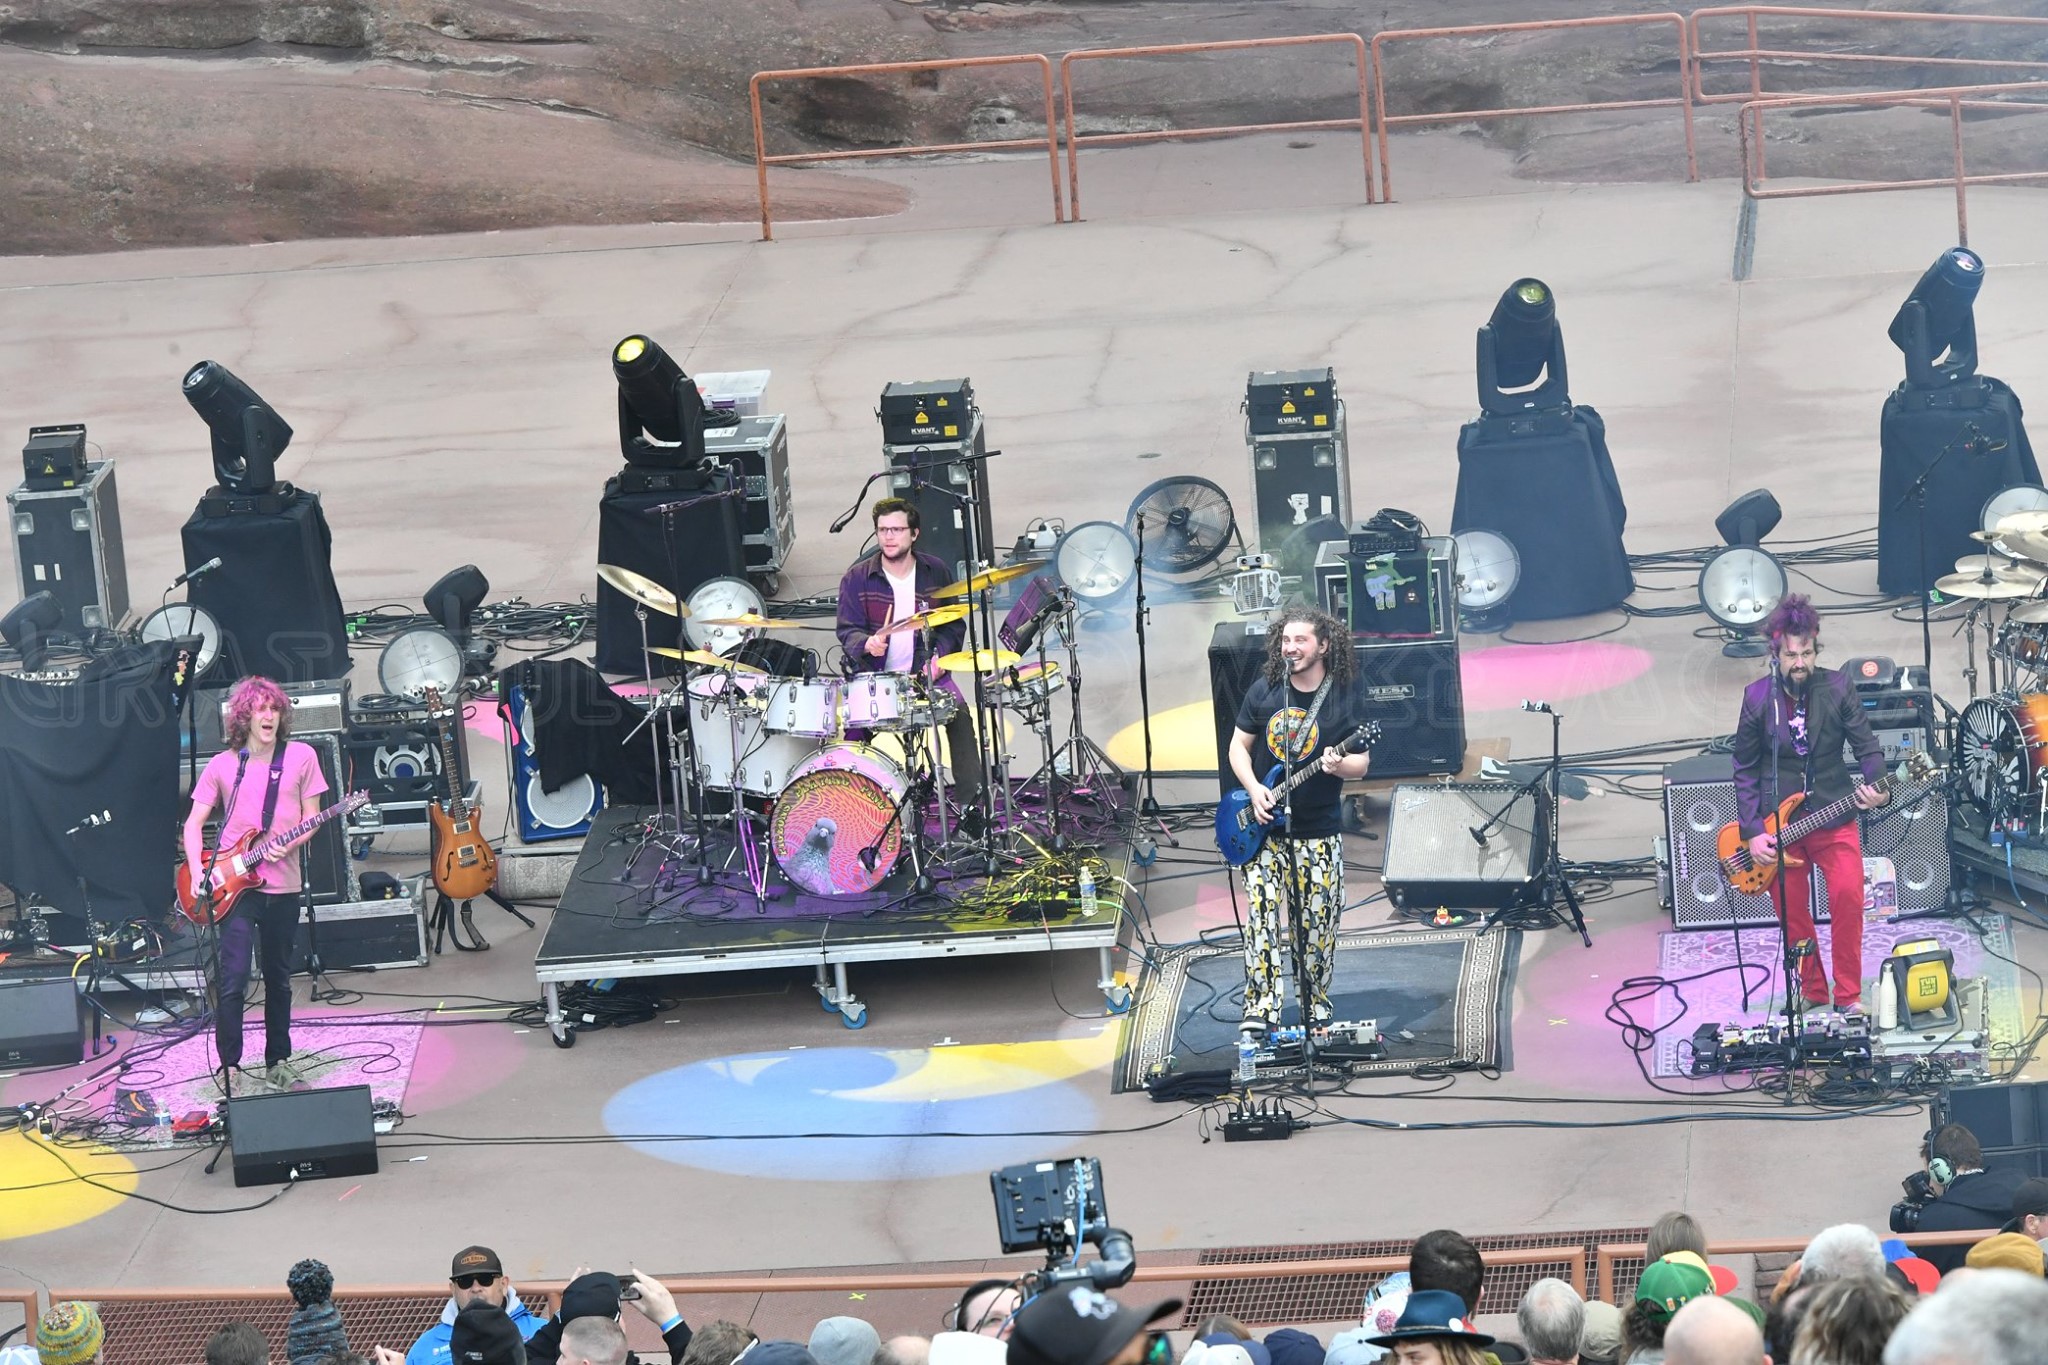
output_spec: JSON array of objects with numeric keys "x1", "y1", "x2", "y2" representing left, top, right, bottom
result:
[
  {"x1": 1227, "y1": 603, "x2": 1372, "y2": 1042},
  {"x1": 1731, "y1": 595, "x2": 1888, "y2": 1013},
  {"x1": 181, "y1": 676, "x2": 329, "y2": 1090}
]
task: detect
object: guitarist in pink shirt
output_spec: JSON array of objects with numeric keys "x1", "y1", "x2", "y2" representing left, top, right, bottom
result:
[{"x1": 182, "y1": 675, "x2": 329, "y2": 1091}]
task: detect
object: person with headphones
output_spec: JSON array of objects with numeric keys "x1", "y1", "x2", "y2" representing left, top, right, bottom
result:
[
  {"x1": 1915, "y1": 1123, "x2": 2028, "y2": 1274},
  {"x1": 1730, "y1": 594, "x2": 1889, "y2": 1014}
]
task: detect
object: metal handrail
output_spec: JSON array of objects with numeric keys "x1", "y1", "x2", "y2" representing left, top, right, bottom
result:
[
  {"x1": 1691, "y1": 5, "x2": 2048, "y2": 109},
  {"x1": 1371, "y1": 13, "x2": 1698, "y2": 202},
  {"x1": 1735, "y1": 81, "x2": 2048, "y2": 245},
  {"x1": 1058, "y1": 34, "x2": 1375, "y2": 222},
  {"x1": 749, "y1": 54, "x2": 1064, "y2": 240}
]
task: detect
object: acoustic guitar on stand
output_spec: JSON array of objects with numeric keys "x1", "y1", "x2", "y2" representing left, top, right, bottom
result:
[
  {"x1": 423, "y1": 685, "x2": 499, "y2": 901},
  {"x1": 177, "y1": 791, "x2": 371, "y2": 924},
  {"x1": 1716, "y1": 749, "x2": 1940, "y2": 896}
]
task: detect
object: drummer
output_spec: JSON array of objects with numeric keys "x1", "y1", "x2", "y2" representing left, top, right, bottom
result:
[{"x1": 836, "y1": 498, "x2": 984, "y2": 826}]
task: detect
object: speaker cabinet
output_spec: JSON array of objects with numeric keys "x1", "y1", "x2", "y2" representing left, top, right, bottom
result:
[
  {"x1": 1247, "y1": 403, "x2": 1349, "y2": 561},
  {"x1": 593, "y1": 467, "x2": 746, "y2": 676},
  {"x1": 1818, "y1": 786, "x2": 1952, "y2": 918},
  {"x1": 225, "y1": 1084, "x2": 378, "y2": 1187},
  {"x1": 502, "y1": 682, "x2": 605, "y2": 842},
  {"x1": 1939, "y1": 1079, "x2": 2048, "y2": 1150},
  {"x1": 1664, "y1": 753, "x2": 1821, "y2": 929},
  {"x1": 0, "y1": 977, "x2": 83, "y2": 1068},
  {"x1": 1382, "y1": 783, "x2": 1548, "y2": 910}
]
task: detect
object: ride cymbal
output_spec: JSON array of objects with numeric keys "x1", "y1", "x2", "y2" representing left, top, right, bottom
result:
[
  {"x1": 932, "y1": 563, "x2": 1037, "y2": 600},
  {"x1": 649, "y1": 646, "x2": 765, "y2": 671},
  {"x1": 936, "y1": 648, "x2": 1021, "y2": 673},
  {"x1": 1935, "y1": 571, "x2": 2037, "y2": 600},
  {"x1": 694, "y1": 613, "x2": 814, "y2": 630},
  {"x1": 597, "y1": 564, "x2": 682, "y2": 616},
  {"x1": 1953, "y1": 556, "x2": 2046, "y2": 582}
]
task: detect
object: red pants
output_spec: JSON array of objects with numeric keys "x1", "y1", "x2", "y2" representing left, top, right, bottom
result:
[{"x1": 1775, "y1": 819, "x2": 1865, "y2": 1007}]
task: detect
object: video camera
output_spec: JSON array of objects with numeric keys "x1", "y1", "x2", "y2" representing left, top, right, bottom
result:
[
  {"x1": 1889, "y1": 1169, "x2": 1937, "y2": 1234},
  {"x1": 990, "y1": 1156, "x2": 1135, "y2": 1291}
]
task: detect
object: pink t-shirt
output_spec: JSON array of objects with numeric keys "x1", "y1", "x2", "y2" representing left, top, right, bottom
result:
[{"x1": 191, "y1": 742, "x2": 331, "y2": 895}]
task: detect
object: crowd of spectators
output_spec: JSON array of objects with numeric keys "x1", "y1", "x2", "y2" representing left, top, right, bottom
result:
[{"x1": 13, "y1": 1202, "x2": 2048, "y2": 1365}]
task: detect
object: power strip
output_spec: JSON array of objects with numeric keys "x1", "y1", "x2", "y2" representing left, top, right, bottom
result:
[{"x1": 1223, "y1": 1095, "x2": 1296, "y2": 1142}]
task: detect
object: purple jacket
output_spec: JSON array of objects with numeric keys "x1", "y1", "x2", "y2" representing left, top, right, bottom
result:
[
  {"x1": 1731, "y1": 666, "x2": 1885, "y2": 838},
  {"x1": 835, "y1": 548, "x2": 966, "y2": 676}
]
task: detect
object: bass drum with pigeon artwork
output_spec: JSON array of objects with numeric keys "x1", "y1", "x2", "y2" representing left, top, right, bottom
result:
[{"x1": 771, "y1": 744, "x2": 911, "y2": 896}]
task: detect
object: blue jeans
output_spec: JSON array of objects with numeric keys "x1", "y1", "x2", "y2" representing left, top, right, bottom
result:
[{"x1": 214, "y1": 892, "x2": 300, "y2": 1068}]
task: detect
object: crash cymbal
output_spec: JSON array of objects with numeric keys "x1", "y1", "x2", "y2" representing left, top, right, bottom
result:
[
  {"x1": 876, "y1": 604, "x2": 972, "y2": 637},
  {"x1": 649, "y1": 646, "x2": 765, "y2": 672},
  {"x1": 694, "y1": 613, "x2": 813, "y2": 630},
  {"x1": 1953, "y1": 555, "x2": 2046, "y2": 582},
  {"x1": 2012, "y1": 600, "x2": 2048, "y2": 624},
  {"x1": 1996, "y1": 510, "x2": 2048, "y2": 538},
  {"x1": 1999, "y1": 530, "x2": 2048, "y2": 565},
  {"x1": 932, "y1": 562, "x2": 1038, "y2": 600},
  {"x1": 1936, "y1": 571, "x2": 2037, "y2": 600},
  {"x1": 597, "y1": 564, "x2": 682, "y2": 616},
  {"x1": 936, "y1": 647, "x2": 1021, "y2": 673}
]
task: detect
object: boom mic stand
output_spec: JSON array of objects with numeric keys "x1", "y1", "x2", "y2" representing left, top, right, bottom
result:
[
  {"x1": 1474, "y1": 704, "x2": 1589, "y2": 946},
  {"x1": 1131, "y1": 511, "x2": 1161, "y2": 817}
]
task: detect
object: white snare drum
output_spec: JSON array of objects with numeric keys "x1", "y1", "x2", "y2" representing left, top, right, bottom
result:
[
  {"x1": 688, "y1": 674, "x2": 819, "y2": 796},
  {"x1": 772, "y1": 744, "x2": 911, "y2": 896},
  {"x1": 758, "y1": 678, "x2": 841, "y2": 737}
]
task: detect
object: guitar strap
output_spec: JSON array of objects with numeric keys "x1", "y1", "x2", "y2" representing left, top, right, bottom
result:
[
  {"x1": 257, "y1": 750, "x2": 288, "y2": 864},
  {"x1": 1284, "y1": 675, "x2": 1335, "y2": 768}
]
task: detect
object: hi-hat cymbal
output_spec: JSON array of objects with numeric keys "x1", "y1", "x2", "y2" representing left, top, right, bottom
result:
[
  {"x1": 933, "y1": 563, "x2": 1037, "y2": 600},
  {"x1": 694, "y1": 613, "x2": 812, "y2": 630},
  {"x1": 936, "y1": 648, "x2": 1021, "y2": 673},
  {"x1": 1936, "y1": 571, "x2": 2037, "y2": 600},
  {"x1": 649, "y1": 646, "x2": 765, "y2": 672},
  {"x1": 876, "y1": 604, "x2": 972, "y2": 637},
  {"x1": 2012, "y1": 601, "x2": 2048, "y2": 624},
  {"x1": 1996, "y1": 510, "x2": 2048, "y2": 537},
  {"x1": 598, "y1": 564, "x2": 682, "y2": 616},
  {"x1": 1954, "y1": 555, "x2": 2047, "y2": 582}
]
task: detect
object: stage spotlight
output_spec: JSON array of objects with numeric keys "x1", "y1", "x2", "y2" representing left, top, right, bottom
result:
[
  {"x1": 1889, "y1": 246, "x2": 1984, "y2": 389},
  {"x1": 1, "y1": 591, "x2": 64, "y2": 672},
  {"x1": 612, "y1": 334, "x2": 716, "y2": 468},
  {"x1": 1055, "y1": 520, "x2": 1138, "y2": 608},
  {"x1": 1452, "y1": 528, "x2": 1521, "y2": 634},
  {"x1": 1477, "y1": 277, "x2": 1570, "y2": 416},
  {"x1": 1714, "y1": 489, "x2": 1783, "y2": 549},
  {"x1": 1982, "y1": 484, "x2": 2048, "y2": 534},
  {"x1": 181, "y1": 361, "x2": 292, "y2": 494},
  {"x1": 1700, "y1": 546, "x2": 1786, "y2": 658},
  {"x1": 424, "y1": 563, "x2": 494, "y2": 674}
]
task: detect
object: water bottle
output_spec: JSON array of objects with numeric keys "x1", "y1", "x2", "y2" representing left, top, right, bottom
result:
[
  {"x1": 1077, "y1": 863, "x2": 1098, "y2": 913},
  {"x1": 1236, "y1": 1033, "x2": 1258, "y2": 1083},
  {"x1": 152, "y1": 1097, "x2": 173, "y2": 1144}
]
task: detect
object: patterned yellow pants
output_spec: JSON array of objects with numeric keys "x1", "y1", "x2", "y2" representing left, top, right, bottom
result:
[{"x1": 1241, "y1": 832, "x2": 1343, "y2": 1028}]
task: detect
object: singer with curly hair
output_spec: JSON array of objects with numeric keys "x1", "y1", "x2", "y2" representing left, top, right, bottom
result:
[
  {"x1": 1731, "y1": 593, "x2": 1888, "y2": 1012},
  {"x1": 182, "y1": 675, "x2": 330, "y2": 1092},
  {"x1": 1227, "y1": 602, "x2": 1371, "y2": 1037}
]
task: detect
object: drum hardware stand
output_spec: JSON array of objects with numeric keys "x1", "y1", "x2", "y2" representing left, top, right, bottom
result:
[{"x1": 1130, "y1": 509, "x2": 1163, "y2": 816}]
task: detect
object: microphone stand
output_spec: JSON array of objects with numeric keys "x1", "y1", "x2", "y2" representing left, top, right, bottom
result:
[
  {"x1": 1764, "y1": 646, "x2": 1803, "y2": 1082},
  {"x1": 1132, "y1": 511, "x2": 1161, "y2": 817}
]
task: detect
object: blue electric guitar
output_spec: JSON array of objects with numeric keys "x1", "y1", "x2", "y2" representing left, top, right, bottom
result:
[{"x1": 1215, "y1": 722, "x2": 1380, "y2": 867}]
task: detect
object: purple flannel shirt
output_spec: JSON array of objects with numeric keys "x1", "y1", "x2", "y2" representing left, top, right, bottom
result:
[
  {"x1": 1730, "y1": 666, "x2": 1886, "y2": 839},
  {"x1": 835, "y1": 549, "x2": 967, "y2": 692}
]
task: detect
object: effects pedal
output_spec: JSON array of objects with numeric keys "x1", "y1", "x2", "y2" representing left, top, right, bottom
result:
[{"x1": 1223, "y1": 1094, "x2": 1296, "y2": 1142}]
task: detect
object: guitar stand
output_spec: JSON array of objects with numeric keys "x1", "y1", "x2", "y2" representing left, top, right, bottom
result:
[{"x1": 429, "y1": 888, "x2": 534, "y2": 954}]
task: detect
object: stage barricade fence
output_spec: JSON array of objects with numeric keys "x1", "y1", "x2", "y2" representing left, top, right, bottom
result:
[
  {"x1": 1058, "y1": 34, "x2": 1376, "y2": 222},
  {"x1": 1691, "y1": 6, "x2": 2048, "y2": 114},
  {"x1": 748, "y1": 55, "x2": 1064, "y2": 240},
  {"x1": 0, "y1": 1289, "x2": 38, "y2": 1354}
]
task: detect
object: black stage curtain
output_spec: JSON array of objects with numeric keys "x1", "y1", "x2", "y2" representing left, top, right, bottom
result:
[
  {"x1": 1877, "y1": 378, "x2": 2040, "y2": 596},
  {"x1": 496, "y1": 658, "x2": 661, "y2": 806},
  {"x1": 0, "y1": 641, "x2": 186, "y2": 923},
  {"x1": 181, "y1": 489, "x2": 350, "y2": 683},
  {"x1": 593, "y1": 472, "x2": 745, "y2": 676},
  {"x1": 1451, "y1": 404, "x2": 1634, "y2": 621}
]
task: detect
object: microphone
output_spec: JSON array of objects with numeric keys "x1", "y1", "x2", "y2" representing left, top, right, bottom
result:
[
  {"x1": 1469, "y1": 824, "x2": 1489, "y2": 847},
  {"x1": 830, "y1": 506, "x2": 858, "y2": 534},
  {"x1": 1963, "y1": 421, "x2": 2010, "y2": 455},
  {"x1": 172, "y1": 557, "x2": 223, "y2": 589},
  {"x1": 66, "y1": 810, "x2": 113, "y2": 835},
  {"x1": 1520, "y1": 699, "x2": 1554, "y2": 714}
]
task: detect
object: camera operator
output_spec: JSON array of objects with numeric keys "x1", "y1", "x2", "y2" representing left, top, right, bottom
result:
[{"x1": 1892, "y1": 1123, "x2": 2027, "y2": 1274}]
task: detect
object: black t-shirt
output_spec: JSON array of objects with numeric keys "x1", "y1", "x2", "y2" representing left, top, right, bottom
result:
[{"x1": 1233, "y1": 674, "x2": 1370, "y2": 838}]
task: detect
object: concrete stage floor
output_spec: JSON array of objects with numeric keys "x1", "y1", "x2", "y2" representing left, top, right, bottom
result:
[{"x1": 6, "y1": 137, "x2": 2048, "y2": 1301}]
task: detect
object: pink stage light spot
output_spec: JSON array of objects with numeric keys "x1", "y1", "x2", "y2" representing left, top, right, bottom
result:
[
  {"x1": 462, "y1": 698, "x2": 506, "y2": 746},
  {"x1": 406, "y1": 1015, "x2": 527, "y2": 1112},
  {"x1": 1459, "y1": 642, "x2": 1654, "y2": 713}
]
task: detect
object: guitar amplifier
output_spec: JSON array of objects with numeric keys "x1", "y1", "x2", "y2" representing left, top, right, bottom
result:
[
  {"x1": 185, "y1": 678, "x2": 351, "y2": 756},
  {"x1": 1663, "y1": 752, "x2": 1823, "y2": 929}
]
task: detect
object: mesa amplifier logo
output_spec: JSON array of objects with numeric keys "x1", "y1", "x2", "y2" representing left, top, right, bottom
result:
[{"x1": 1366, "y1": 684, "x2": 1415, "y2": 702}]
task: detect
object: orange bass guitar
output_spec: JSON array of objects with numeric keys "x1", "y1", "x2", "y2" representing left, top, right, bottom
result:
[
  {"x1": 1715, "y1": 751, "x2": 1938, "y2": 895},
  {"x1": 423, "y1": 686, "x2": 499, "y2": 901}
]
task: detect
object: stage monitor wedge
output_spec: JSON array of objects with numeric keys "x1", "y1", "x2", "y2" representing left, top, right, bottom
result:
[{"x1": 225, "y1": 1084, "x2": 378, "y2": 1187}]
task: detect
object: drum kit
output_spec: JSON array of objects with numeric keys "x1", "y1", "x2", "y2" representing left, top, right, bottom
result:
[
  {"x1": 597, "y1": 556, "x2": 1110, "y2": 905},
  {"x1": 1937, "y1": 511, "x2": 2048, "y2": 824}
]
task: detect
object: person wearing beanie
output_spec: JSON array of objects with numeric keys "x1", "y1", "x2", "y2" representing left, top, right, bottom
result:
[
  {"x1": 809, "y1": 1319, "x2": 880, "y2": 1365},
  {"x1": 451, "y1": 1306, "x2": 526, "y2": 1365},
  {"x1": 1575, "y1": 1302, "x2": 1622, "y2": 1365},
  {"x1": 405, "y1": 1247, "x2": 543, "y2": 1365},
  {"x1": 35, "y1": 1303, "x2": 104, "y2": 1365},
  {"x1": 288, "y1": 1259, "x2": 350, "y2": 1365},
  {"x1": 522, "y1": 1270, "x2": 692, "y2": 1365}
]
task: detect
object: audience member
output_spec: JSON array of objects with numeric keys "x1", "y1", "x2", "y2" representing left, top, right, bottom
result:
[
  {"x1": 810, "y1": 1319, "x2": 880, "y2": 1365},
  {"x1": 1624, "y1": 1255, "x2": 1714, "y2": 1363},
  {"x1": 33, "y1": 1304, "x2": 104, "y2": 1365},
  {"x1": 530, "y1": 1271, "x2": 694, "y2": 1365},
  {"x1": 1913, "y1": 1125, "x2": 2027, "y2": 1276},
  {"x1": 1660, "y1": 1298, "x2": 1763, "y2": 1365},
  {"x1": 1006, "y1": 1287, "x2": 1181, "y2": 1365},
  {"x1": 2000, "y1": 1176, "x2": 2048, "y2": 1241},
  {"x1": 740, "y1": 1345, "x2": 816, "y2": 1365},
  {"x1": 1576, "y1": 1303, "x2": 1621, "y2": 1365},
  {"x1": 208, "y1": 1323, "x2": 271, "y2": 1365},
  {"x1": 1872, "y1": 1244, "x2": 1936, "y2": 1299},
  {"x1": 1325, "y1": 1327, "x2": 1383, "y2": 1365},
  {"x1": 1407, "y1": 1231, "x2": 1526, "y2": 1364},
  {"x1": 287, "y1": 1261, "x2": 350, "y2": 1365},
  {"x1": 1763, "y1": 1286, "x2": 1811, "y2": 1365},
  {"x1": 1262, "y1": 1329, "x2": 1325, "y2": 1365},
  {"x1": 1196, "y1": 1336, "x2": 1269, "y2": 1365},
  {"x1": 1516, "y1": 1279, "x2": 1583, "y2": 1365},
  {"x1": 955, "y1": 1283, "x2": 1024, "y2": 1340},
  {"x1": 1645, "y1": 1218, "x2": 1742, "y2": 1302},
  {"x1": 1364, "y1": 1290, "x2": 1494, "y2": 1365},
  {"x1": 1786, "y1": 1276, "x2": 1907, "y2": 1365},
  {"x1": 1881, "y1": 1267, "x2": 2048, "y2": 1364},
  {"x1": 558, "y1": 1322, "x2": 627, "y2": 1365},
  {"x1": 408, "y1": 1248, "x2": 542, "y2": 1365},
  {"x1": 880, "y1": 1338, "x2": 932, "y2": 1365},
  {"x1": 1797, "y1": 1228, "x2": 1885, "y2": 1287},
  {"x1": 681, "y1": 1325, "x2": 756, "y2": 1365},
  {"x1": 931, "y1": 1333, "x2": 1006, "y2": 1365},
  {"x1": 1962, "y1": 1232, "x2": 2045, "y2": 1276},
  {"x1": 1195, "y1": 1320, "x2": 1254, "y2": 1342},
  {"x1": 450, "y1": 1306, "x2": 528, "y2": 1365}
]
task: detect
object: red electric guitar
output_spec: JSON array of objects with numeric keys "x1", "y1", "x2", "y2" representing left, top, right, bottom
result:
[{"x1": 177, "y1": 790, "x2": 370, "y2": 925}]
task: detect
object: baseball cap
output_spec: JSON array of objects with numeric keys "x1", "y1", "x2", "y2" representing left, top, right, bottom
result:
[
  {"x1": 1635, "y1": 1256, "x2": 1715, "y2": 1324},
  {"x1": 451, "y1": 1247, "x2": 505, "y2": 1279},
  {"x1": 2004, "y1": 1177, "x2": 2048, "y2": 1233},
  {"x1": 1007, "y1": 1286, "x2": 1182, "y2": 1365},
  {"x1": 1577, "y1": 1301, "x2": 1622, "y2": 1365}
]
